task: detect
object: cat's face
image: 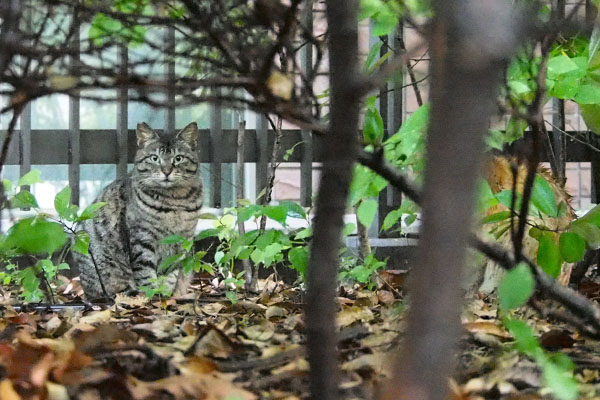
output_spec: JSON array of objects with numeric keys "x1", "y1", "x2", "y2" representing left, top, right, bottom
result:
[{"x1": 133, "y1": 122, "x2": 200, "y2": 189}]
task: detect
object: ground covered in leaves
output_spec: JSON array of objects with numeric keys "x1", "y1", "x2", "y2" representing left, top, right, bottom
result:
[{"x1": 2, "y1": 273, "x2": 600, "y2": 399}]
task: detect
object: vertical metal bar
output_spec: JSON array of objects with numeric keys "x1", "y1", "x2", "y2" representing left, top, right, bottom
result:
[
  {"x1": 209, "y1": 101, "x2": 222, "y2": 208},
  {"x1": 255, "y1": 114, "x2": 269, "y2": 202},
  {"x1": 586, "y1": 0, "x2": 598, "y2": 203},
  {"x1": 590, "y1": 133, "x2": 600, "y2": 204},
  {"x1": 68, "y1": 22, "x2": 80, "y2": 205},
  {"x1": 19, "y1": 1, "x2": 31, "y2": 190},
  {"x1": 116, "y1": 45, "x2": 128, "y2": 178},
  {"x1": 551, "y1": 0, "x2": 566, "y2": 184},
  {"x1": 165, "y1": 27, "x2": 175, "y2": 134},
  {"x1": 377, "y1": 28, "x2": 404, "y2": 237},
  {"x1": 376, "y1": 33, "x2": 390, "y2": 237},
  {"x1": 19, "y1": 103, "x2": 31, "y2": 184},
  {"x1": 221, "y1": 107, "x2": 235, "y2": 208},
  {"x1": 300, "y1": 0, "x2": 313, "y2": 207}
]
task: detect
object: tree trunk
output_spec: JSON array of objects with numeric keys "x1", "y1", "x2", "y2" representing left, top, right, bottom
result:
[
  {"x1": 305, "y1": 1, "x2": 361, "y2": 399},
  {"x1": 381, "y1": 1, "x2": 526, "y2": 399}
]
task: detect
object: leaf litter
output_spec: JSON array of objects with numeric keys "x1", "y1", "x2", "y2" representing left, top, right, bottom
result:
[{"x1": 2, "y1": 272, "x2": 600, "y2": 399}]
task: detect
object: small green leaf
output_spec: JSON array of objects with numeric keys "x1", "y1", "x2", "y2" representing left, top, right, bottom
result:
[
  {"x1": 559, "y1": 232, "x2": 586, "y2": 263},
  {"x1": 161, "y1": 234, "x2": 186, "y2": 244},
  {"x1": 547, "y1": 55, "x2": 579, "y2": 78},
  {"x1": 195, "y1": 228, "x2": 220, "y2": 241},
  {"x1": 2, "y1": 179, "x2": 12, "y2": 193},
  {"x1": 288, "y1": 246, "x2": 308, "y2": 276},
  {"x1": 542, "y1": 358, "x2": 579, "y2": 400},
  {"x1": 504, "y1": 318, "x2": 540, "y2": 356},
  {"x1": 264, "y1": 205, "x2": 288, "y2": 226},
  {"x1": 54, "y1": 187, "x2": 78, "y2": 221},
  {"x1": 372, "y1": 9, "x2": 398, "y2": 36},
  {"x1": 294, "y1": 227, "x2": 312, "y2": 240},
  {"x1": 531, "y1": 176, "x2": 558, "y2": 217},
  {"x1": 478, "y1": 179, "x2": 499, "y2": 212},
  {"x1": 237, "y1": 205, "x2": 261, "y2": 223},
  {"x1": 357, "y1": 199, "x2": 378, "y2": 228},
  {"x1": 4, "y1": 217, "x2": 67, "y2": 255},
  {"x1": 576, "y1": 84, "x2": 600, "y2": 105},
  {"x1": 158, "y1": 254, "x2": 184, "y2": 273},
  {"x1": 364, "y1": 42, "x2": 383, "y2": 71},
  {"x1": 581, "y1": 104, "x2": 600, "y2": 135},
  {"x1": 281, "y1": 201, "x2": 307, "y2": 219},
  {"x1": 9, "y1": 191, "x2": 39, "y2": 209},
  {"x1": 342, "y1": 223, "x2": 356, "y2": 236},
  {"x1": 18, "y1": 170, "x2": 42, "y2": 187},
  {"x1": 481, "y1": 211, "x2": 511, "y2": 224},
  {"x1": 78, "y1": 202, "x2": 107, "y2": 221},
  {"x1": 499, "y1": 262, "x2": 535, "y2": 311},
  {"x1": 537, "y1": 234, "x2": 562, "y2": 278},
  {"x1": 73, "y1": 231, "x2": 90, "y2": 255},
  {"x1": 570, "y1": 221, "x2": 600, "y2": 249},
  {"x1": 363, "y1": 108, "x2": 384, "y2": 144},
  {"x1": 214, "y1": 251, "x2": 225, "y2": 265},
  {"x1": 382, "y1": 209, "x2": 402, "y2": 231}
]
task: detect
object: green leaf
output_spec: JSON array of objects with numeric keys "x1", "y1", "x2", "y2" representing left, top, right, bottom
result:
[
  {"x1": 158, "y1": 254, "x2": 185, "y2": 273},
  {"x1": 478, "y1": 179, "x2": 499, "y2": 212},
  {"x1": 78, "y1": 202, "x2": 107, "y2": 221},
  {"x1": 342, "y1": 223, "x2": 356, "y2": 236},
  {"x1": 4, "y1": 217, "x2": 67, "y2": 255},
  {"x1": 73, "y1": 231, "x2": 90, "y2": 255},
  {"x1": 504, "y1": 318, "x2": 540, "y2": 356},
  {"x1": 575, "y1": 84, "x2": 600, "y2": 105},
  {"x1": 2, "y1": 179, "x2": 12, "y2": 193},
  {"x1": 382, "y1": 209, "x2": 402, "y2": 231},
  {"x1": 363, "y1": 108, "x2": 384, "y2": 145},
  {"x1": 499, "y1": 262, "x2": 535, "y2": 311},
  {"x1": 264, "y1": 205, "x2": 288, "y2": 226},
  {"x1": 547, "y1": 55, "x2": 579, "y2": 78},
  {"x1": 485, "y1": 129, "x2": 505, "y2": 151},
  {"x1": 570, "y1": 221, "x2": 600, "y2": 249},
  {"x1": 537, "y1": 234, "x2": 562, "y2": 278},
  {"x1": 294, "y1": 227, "x2": 312, "y2": 240},
  {"x1": 481, "y1": 211, "x2": 511, "y2": 224},
  {"x1": 357, "y1": 199, "x2": 378, "y2": 228},
  {"x1": 505, "y1": 117, "x2": 527, "y2": 143},
  {"x1": 237, "y1": 204, "x2": 261, "y2": 223},
  {"x1": 160, "y1": 234, "x2": 186, "y2": 244},
  {"x1": 371, "y1": 8, "x2": 398, "y2": 37},
  {"x1": 531, "y1": 176, "x2": 558, "y2": 217},
  {"x1": 288, "y1": 246, "x2": 308, "y2": 276},
  {"x1": 17, "y1": 170, "x2": 42, "y2": 187},
  {"x1": 9, "y1": 191, "x2": 39, "y2": 209},
  {"x1": 550, "y1": 75, "x2": 581, "y2": 99},
  {"x1": 508, "y1": 79, "x2": 532, "y2": 95},
  {"x1": 581, "y1": 104, "x2": 600, "y2": 134},
  {"x1": 280, "y1": 201, "x2": 307, "y2": 219},
  {"x1": 195, "y1": 228, "x2": 220, "y2": 241},
  {"x1": 364, "y1": 42, "x2": 383, "y2": 71},
  {"x1": 54, "y1": 187, "x2": 78, "y2": 221},
  {"x1": 542, "y1": 358, "x2": 579, "y2": 400},
  {"x1": 559, "y1": 232, "x2": 586, "y2": 263},
  {"x1": 19, "y1": 267, "x2": 41, "y2": 297}
]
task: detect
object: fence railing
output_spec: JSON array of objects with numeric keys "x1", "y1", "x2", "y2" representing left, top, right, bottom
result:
[{"x1": 2, "y1": 0, "x2": 600, "y2": 237}]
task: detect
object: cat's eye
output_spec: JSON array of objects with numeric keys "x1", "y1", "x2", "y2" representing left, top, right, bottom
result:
[
  {"x1": 174, "y1": 155, "x2": 184, "y2": 163},
  {"x1": 150, "y1": 154, "x2": 160, "y2": 163}
]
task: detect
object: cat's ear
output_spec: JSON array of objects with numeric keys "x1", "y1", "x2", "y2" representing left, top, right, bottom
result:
[
  {"x1": 136, "y1": 122, "x2": 159, "y2": 147},
  {"x1": 176, "y1": 122, "x2": 198, "y2": 149}
]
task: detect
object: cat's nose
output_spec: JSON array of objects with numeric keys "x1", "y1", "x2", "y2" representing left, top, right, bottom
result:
[{"x1": 162, "y1": 168, "x2": 173, "y2": 177}]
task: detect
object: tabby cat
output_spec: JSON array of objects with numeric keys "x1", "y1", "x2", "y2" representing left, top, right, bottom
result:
[{"x1": 76, "y1": 122, "x2": 203, "y2": 299}]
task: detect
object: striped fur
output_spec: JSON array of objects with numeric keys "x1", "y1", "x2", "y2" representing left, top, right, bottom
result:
[{"x1": 76, "y1": 122, "x2": 203, "y2": 299}]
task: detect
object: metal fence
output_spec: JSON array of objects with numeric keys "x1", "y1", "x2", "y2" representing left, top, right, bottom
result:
[{"x1": 1, "y1": 1, "x2": 600, "y2": 236}]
